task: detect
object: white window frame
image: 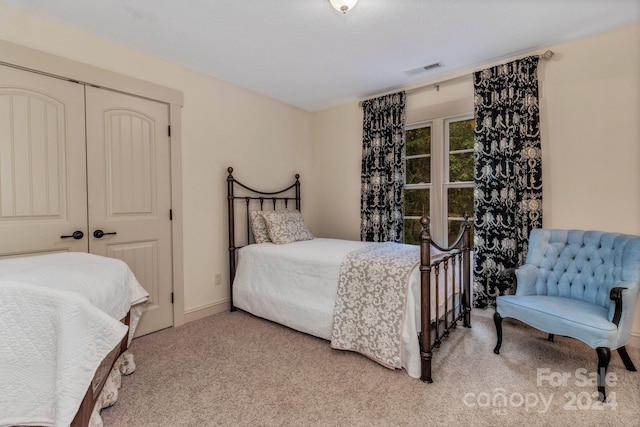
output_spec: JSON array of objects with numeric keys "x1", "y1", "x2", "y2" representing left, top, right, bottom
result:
[
  {"x1": 403, "y1": 120, "x2": 434, "y2": 241},
  {"x1": 404, "y1": 112, "x2": 474, "y2": 245},
  {"x1": 444, "y1": 113, "x2": 475, "y2": 242}
]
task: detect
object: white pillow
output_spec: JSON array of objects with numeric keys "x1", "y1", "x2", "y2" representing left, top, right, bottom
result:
[
  {"x1": 261, "y1": 210, "x2": 314, "y2": 244},
  {"x1": 249, "y1": 211, "x2": 271, "y2": 244}
]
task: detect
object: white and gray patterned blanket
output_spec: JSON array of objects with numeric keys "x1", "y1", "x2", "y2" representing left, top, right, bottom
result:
[{"x1": 330, "y1": 242, "x2": 420, "y2": 369}]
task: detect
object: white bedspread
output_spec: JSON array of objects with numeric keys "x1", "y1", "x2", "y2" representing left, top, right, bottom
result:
[
  {"x1": 0, "y1": 253, "x2": 149, "y2": 427},
  {"x1": 234, "y1": 238, "x2": 372, "y2": 338},
  {"x1": 0, "y1": 252, "x2": 149, "y2": 321},
  {"x1": 233, "y1": 238, "x2": 459, "y2": 379}
]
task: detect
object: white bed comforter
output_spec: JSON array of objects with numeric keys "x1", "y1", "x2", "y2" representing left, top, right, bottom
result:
[
  {"x1": 0, "y1": 253, "x2": 149, "y2": 427},
  {"x1": 233, "y1": 238, "x2": 457, "y2": 379}
]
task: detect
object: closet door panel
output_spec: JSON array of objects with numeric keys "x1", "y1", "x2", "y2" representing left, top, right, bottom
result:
[
  {"x1": 0, "y1": 65, "x2": 87, "y2": 257},
  {"x1": 85, "y1": 86, "x2": 173, "y2": 336}
]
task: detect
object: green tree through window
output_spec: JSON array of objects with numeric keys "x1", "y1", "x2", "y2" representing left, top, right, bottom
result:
[{"x1": 404, "y1": 116, "x2": 474, "y2": 247}]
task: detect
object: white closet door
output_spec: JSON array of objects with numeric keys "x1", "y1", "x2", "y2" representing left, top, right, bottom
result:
[
  {"x1": 0, "y1": 64, "x2": 88, "y2": 256},
  {"x1": 0, "y1": 66, "x2": 174, "y2": 336},
  {"x1": 85, "y1": 86, "x2": 173, "y2": 336}
]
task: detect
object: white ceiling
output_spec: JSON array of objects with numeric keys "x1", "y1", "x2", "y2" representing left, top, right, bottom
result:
[{"x1": 4, "y1": 0, "x2": 639, "y2": 111}]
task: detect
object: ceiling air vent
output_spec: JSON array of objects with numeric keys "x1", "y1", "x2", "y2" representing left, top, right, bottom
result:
[{"x1": 405, "y1": 61, "x2": 443, "y2": 76}]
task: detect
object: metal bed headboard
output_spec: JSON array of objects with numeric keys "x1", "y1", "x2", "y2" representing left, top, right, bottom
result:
[{"x1": 226, "y1": 166, "x2": 300, "y2": 310}]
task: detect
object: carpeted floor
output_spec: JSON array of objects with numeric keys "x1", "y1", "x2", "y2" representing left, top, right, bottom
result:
[{"x1": 101, "y1": 311, "x2": 640, "y2": 426}]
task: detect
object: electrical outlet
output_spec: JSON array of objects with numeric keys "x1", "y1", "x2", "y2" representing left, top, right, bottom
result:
[{"x1": 214, "y1": 273, "x2": 222, "y2": 286}]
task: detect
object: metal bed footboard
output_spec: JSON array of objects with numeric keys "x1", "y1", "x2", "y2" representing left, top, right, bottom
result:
[{"x1": 418, "y1": 215, "x2": 472, "y2": 382}]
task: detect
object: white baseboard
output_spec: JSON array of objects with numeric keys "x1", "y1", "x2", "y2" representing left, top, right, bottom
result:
[{"x1": 184, "y1": 298, "x2": 229, "y2": 324}]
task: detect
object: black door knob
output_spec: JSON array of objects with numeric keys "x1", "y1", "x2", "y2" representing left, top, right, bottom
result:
[
  {"x1": 93, "y1": 230, "x2": 117, "y2": 239},
  {"x1": 61, "y1": 230, "x2": 84, "y2": 240}
]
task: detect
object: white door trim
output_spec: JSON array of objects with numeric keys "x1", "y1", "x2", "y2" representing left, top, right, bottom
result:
[{"x1": 0, "y1": 40, "x2": 183, "y2": 107}]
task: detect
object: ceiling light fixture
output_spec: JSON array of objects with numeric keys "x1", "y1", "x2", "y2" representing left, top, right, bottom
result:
[{"x1": 329, "y1": 0, "x2": 358, "y2": 14}]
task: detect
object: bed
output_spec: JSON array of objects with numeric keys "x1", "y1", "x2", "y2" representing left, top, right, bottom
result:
[
  {"x1": 0, "y1": 252, "x2": 149, "y2": 427},
  {"x1": 226, "y1": 167, "x2": 472, "y2": 382}
]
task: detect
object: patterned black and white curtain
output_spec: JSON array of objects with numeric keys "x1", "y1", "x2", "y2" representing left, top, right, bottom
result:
[
  {"x1": 473, "y1": 56, "x2": 542, "y2": 308},
  {"x1": 360, "y1": 92, "x2": 406, "y2": 242}
]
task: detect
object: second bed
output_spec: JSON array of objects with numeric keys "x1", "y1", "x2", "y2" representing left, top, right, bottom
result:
[{"x1": 227, "y1": 167, "x2": 472, "y2": 382}]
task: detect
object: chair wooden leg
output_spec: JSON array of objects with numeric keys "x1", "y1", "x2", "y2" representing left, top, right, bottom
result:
[
  {"x1": 493, "y1": 312, "x2": 503, "y2": 354},
  {"x1": 596, "y1": 347, "x2": 611, "y2": 402},
  {"x1": 617, "y1": 346, "x2": 637, "y2": 372}
]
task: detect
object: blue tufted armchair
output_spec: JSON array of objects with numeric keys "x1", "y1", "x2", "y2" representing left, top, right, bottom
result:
[{"x1": 493, "y1": 229, "x2": 640, "y2": 401}]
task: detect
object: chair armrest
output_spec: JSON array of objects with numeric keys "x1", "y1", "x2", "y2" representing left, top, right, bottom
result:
[
  {"x1": 607, "y1": 283, "x2": 640, "y2": 347},
  {"x1": 610, "y1": 287, "x2": 626, "y2": 326},
  {"x1": 513, "y1": 264, "x2": 539, "y2": 296}
]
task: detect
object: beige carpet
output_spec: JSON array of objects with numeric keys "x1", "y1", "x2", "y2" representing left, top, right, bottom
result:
[{"x1": 101, "y1": 311, "x2": 640, "y2": 426}]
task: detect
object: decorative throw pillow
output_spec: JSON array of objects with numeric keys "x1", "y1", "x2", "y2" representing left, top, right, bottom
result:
[
  {"x1": 249, "y1": 211, "x2": 271, "y2": 244},
  {"x1": 261, "y1": 210, "x2": 314, "y2": 244}
]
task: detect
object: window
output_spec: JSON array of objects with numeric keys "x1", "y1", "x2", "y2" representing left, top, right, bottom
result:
[{"x1": 403, "y1": 115, "x2": 475, "y2": 247}]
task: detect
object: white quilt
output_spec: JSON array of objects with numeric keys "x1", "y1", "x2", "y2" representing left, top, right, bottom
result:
[
  {"x1": 232, "y1": 238, "x2": 462, "y2": 379},
  {"x1": 0, "y1": 253, "x2": 149, "y2": 427}
]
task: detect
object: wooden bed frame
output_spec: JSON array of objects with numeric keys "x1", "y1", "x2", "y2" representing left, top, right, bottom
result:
[
  {"x1": 71, "y1": 313, "x2": 130, "y2": 427},
  {"x1": 226, "y1": 167, "x2": 471, "y2": 382}
]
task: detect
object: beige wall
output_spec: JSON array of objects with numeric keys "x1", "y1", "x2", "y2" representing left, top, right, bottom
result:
[
  {"x1": 540, "y1": 24, "x2": 640, "y2": 234},
  {"x1": 0, "y1": 3, "x2": 314, "y2": 318},
  {"x1": 311, "y1": 23, "x2": 640, "y2": 346},
  {"x1": 311, "y1": 102, "x2": 363, "y2": 240},
  {"x1": 312, "y1": 24, "x2": 640, "y2": 236}
]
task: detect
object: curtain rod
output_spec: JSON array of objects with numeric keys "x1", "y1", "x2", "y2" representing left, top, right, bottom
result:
[{"x1": 358, "y1": 50, "x2": 554, "y2": 107}]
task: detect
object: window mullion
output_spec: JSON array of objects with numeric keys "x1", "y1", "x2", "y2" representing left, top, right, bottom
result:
[{"x1": 430, "y1": 118, "x2": 446, "y2": 244}]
